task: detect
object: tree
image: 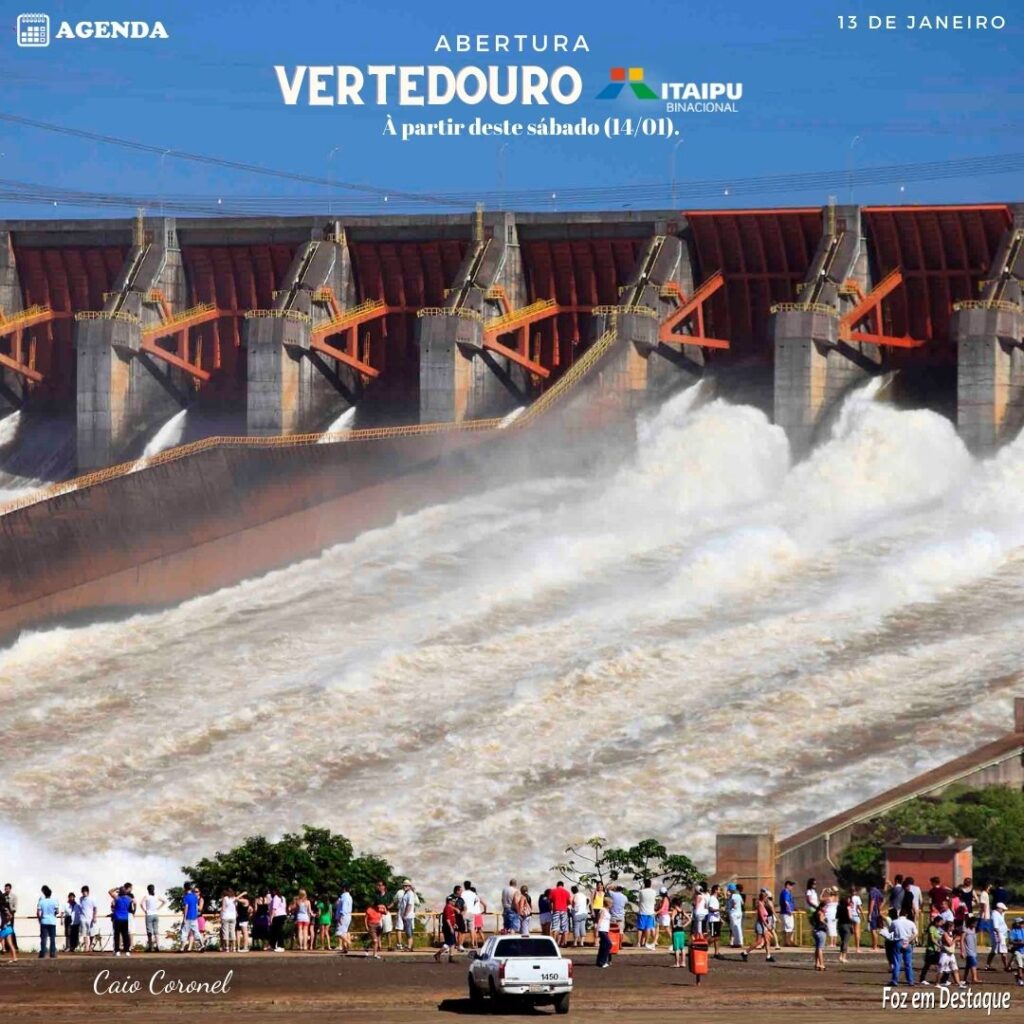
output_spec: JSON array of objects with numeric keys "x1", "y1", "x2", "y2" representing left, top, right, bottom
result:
[
  {"x1": 169, "y1": 826, "x2": 405, "y2": 911},
  {"x1": 553, "y1": 836, "x2": 705, "y2": 896},
  {"x1": 835, "y1": 786, "x2": 1024, "y2": 897}
]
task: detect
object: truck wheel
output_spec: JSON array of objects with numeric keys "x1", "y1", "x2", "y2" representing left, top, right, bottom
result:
[
  {"x1": 468, "y1": 977, "x2": 483, "y2": 1004},
  {"x1": 488, "y1": 979, "x2": 504, "y2": 1012},
  {"x1": 554, "y1": 994, "x2": 571, "y2": 1015}
]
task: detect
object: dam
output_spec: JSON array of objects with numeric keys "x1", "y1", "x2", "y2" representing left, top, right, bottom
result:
[
  {"x1": 0, "y1": 203, "x2": 1022, "y2": 897},
  {"x1": 0, "y1": 202, "x2": 1022, "y2": 643}
]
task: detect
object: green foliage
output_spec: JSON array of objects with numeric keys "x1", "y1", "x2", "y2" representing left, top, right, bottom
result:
[
  {"x1": 835, "y1": 786, "x2": 1024, "y2": 896},
  {"x1": 169, "y1": 826, "x2": 404, "y2": 912},
  {"x1": 553, "y1": 836, "x2": 704, "y2": 896}
]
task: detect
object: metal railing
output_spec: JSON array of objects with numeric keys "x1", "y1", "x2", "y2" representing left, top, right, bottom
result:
[
  {"x1": 483, "y1": 299, "x2": 556, "y2": 332},
  {"x1": 416, "y1": 306, "x2": 484, "y2": 322},
  {"x1": 769, "y1": 301, "x2": 840, "y2": 317},
  {"x1": 0, "y1": 312, "x2": 629, "y2": 520},
  {"x1": 244, "y1": 309, "x2": 312, "y2": 324},
  {"x1": 74, "y1": 310, "x2": 141, "y2": 324},
  {"x1": 314, "y1": 299, "x2": 386, "y2": 333},
  {"x1": 952, "y1": 299, "x2": 1022, "y2": 314},
  {"x1": 593, "y1": 304, "x2": 658, "y2": 319},
  {"x1": 143, "y1": 302, "x2": 217, "y2": 334}
]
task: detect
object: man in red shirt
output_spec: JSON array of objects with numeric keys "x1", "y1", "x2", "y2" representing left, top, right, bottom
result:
[
  {"x1": 548, "y1": 882, "x2": 573, "y2": 947},
  {"x1": 928, "y1": 877, "x2": 950, "y2": 915}
]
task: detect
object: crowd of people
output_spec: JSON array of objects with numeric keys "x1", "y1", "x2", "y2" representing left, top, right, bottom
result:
[{"x1": 1, "y1": 871, "x2": 1022, "y2": 989}]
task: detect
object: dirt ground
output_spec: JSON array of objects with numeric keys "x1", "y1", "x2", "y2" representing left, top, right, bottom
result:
[{"x1": 0, "y1": 948, "x2": 1021, "y2": 1023}]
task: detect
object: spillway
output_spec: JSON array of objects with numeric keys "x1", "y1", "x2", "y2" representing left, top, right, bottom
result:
[{"x1": 0, "y1": 381, "x2": 1020, "y2": 900}]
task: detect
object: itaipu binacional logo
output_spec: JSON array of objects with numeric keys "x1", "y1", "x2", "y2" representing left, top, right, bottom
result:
[
  {"x1": 597, "y1": 67, "x2": 658, "y2": 100},
  {"x1": 597, "y1": 65, "x2": 742, "y2": 113}
]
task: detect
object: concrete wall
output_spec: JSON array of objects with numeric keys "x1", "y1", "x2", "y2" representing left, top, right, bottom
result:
[
  {"x1": 0, "y1": 231, "x2": 25, "y2": 413},
  {"x1": 773, "y1": 206, "x2": 882, "y2": 458},
  {"x1": 955, "y1": 219, "x2": 1024, "y2": 455},
  {"x1": 247, "y1": 237, "x2": 360, "y2": 436},
  {"x1": 713, "y1": 833, "x2": 776, "y2": 894},
  {"x1": 76, "y1": 219, "x2": 191, "y2": 470}
]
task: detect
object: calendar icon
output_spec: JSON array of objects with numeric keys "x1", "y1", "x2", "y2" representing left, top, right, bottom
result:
[{"x1": 16, "y1": 13, "x2": 50, "y2": 47}]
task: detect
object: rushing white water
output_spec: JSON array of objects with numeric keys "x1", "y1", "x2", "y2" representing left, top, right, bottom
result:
[
  {"x1": 142, "y1": 409, "x2": 189, "y2": 459},
  {"x1": 318, "y1": 406, "x2": 356, "y2": 441},
  {"x1": 1, "y1": 383, "x2": 1022, "y2": 907}
]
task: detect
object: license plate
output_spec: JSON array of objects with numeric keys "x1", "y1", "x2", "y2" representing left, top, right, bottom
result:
[{"x1": 529, "y1": 984, "x2": 551, "y2": 993}]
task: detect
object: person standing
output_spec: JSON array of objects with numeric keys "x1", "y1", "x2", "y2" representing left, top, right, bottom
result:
[
  {"x1": 707, "y1": 885, "x2": 723, "y2": 957},
  {"x1": 636, "y1": 878, "x2": 657, "y2": 950},
  {"x1": 0, "y1": 905, "x2": 15, "y2": 963},
  {"x1": 514, "y1": 885, "x2": 532, "y2": 937},
  {"x1": 292, "y1": 889, "x2": 314, "y2": 951},
  {"x1": 988, "y1": 902, "x2": 1010, "y2": 972},
  {"x1": 397, "y1": 881, "x2": 418, "y2": 951},
  {"x1": 653, "y1": 887, "x2": 671, "y2": 949},
  {"x1": 142, "y1": 885, "x2": 164, "y2": 952},
  {"x1": 2, "y1": 884, "x2": 18, "y2": 952},
  {"x1": 79, "y1": 886, "x2": 98, "y2": 952},
  {"x1": 472, "y1": 886, "x2": 487, "y2": 948},
  {"x1": 547, "y1": 881, "x2": 571, "y2": 948},
  {"x1": 377, "y1": 881, "x2": 395, "y2": 953},
  {"x1": 868, "y1": 881, "x2": 884, "y2": 951},
  {"x1": 607, "y1": 885, "x2": 627, "y2": 933},
  {"x1": 810, "y1": 900, "x2": 828, "y2": 972},
  {"x1": 365, "y1": 898, "x2": 385, "y2": 959},
  {"x1": 670, "y1": 899, "x2": 691, "y2": 968},
  {"x1": 36, "y1": 886, "x2": 59, "y2": 959},
  {"x1": 109, "y1": 885, "x2": 135, "y2": 957},
  {"x1": 978, "y1": 885, "x2": 992, "y2": 944},
  {"x1": 314, "y1": 894, "x2": 332, "y2": 951},
  {"x1": 727, "y1": 884, "x2": 744, "y2": 948},
  {"x1": 63, "y1": 892, "x2": 80, "y2": 953},
  {"x1": 501, "y1": 879, "x2": 518, "y2": 934},
  {"x1": 741, "y1": 890, "x2": 775, "y2": 963},
  {"x1": 219, "y1": 889, "x2": 238, "y2": 953},
  {"x1": 590, "y1": 882, "x2": 606, "y2": 934},
  {"x1": 570, "y1": 886, "x2": 589, "y2": 947},
  {"x1": 691, "y1": 885, "x2": 708, "y2": 936},
  {"x1": 461, "y1": 882, "x2": 481, "y2": 950},
  {"x1": 823, "y1": 888, "x2": 839, "y2": 948},
  {"x1": 883, "y1": 910, "x2": 918, "y2": 986},
  {"x1": 433, "y1": 895, "x2": 458, "y2": 963},
  {"x1": 267, "y1": 888, "x2": 286, "y2": 953},
  {"x1": 235, "y1": 892, "x2": 251, "y2": 952},
  {"x1": 1008, "y1": 916, "x2": 1024, "y2": 987},
  {"x1": 180, "y1": 883, "x2": 203, "y2": 953},
  {"x1": 850, "y1": 886, "x2": 863, "y2": 951},
  {"x1": 537, "y1": 888, "x2": 552, "y2": 937},
  {"x1": 334, "y1": 884, "x2": 353, "y2": 954},
  {"x1": 779, "y1": 881, "x2": 797, "y2": 947},
  {"x1": 805, "y1": 878, "x2": 819, "y2": 916},
  {"x1": 595, "y1": 901, "x2": 613, "y2": 968},
  {"x1": 919, "y1": 914, "x2": 943, "y2": 985},
  {"x1": 837, "y1": 893, "x2": 854, "y2": 964},
  {"x1": 962, "y1": 916, "x2": 980, "y2": 986}
]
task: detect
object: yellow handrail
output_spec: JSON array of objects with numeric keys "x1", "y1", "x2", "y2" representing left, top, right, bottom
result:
[
  {"x1": 952, "y1": 299, "x2": 1022, "y2": 314},
  {"x1": 769, "y1": 301, "x2": 840, "y2": 317},
  {"x1": 315, "y1": 299, "x2": 386, "y2": 332},
  {"x1": 483, "y1": 298, "x2": 555, "y2": 332},
  {"x1": 0, "y1": 304, "x2": 52, "y2": 327},
  {"x1": 0, "y1": 316, "x2": 627, "y2": 519},
  {"x1": 593, "y1": 304, "x2": 658, "y2": 319},
  {"x1": 244, "y1": 309, "x2": 312, "y2": 324},
  {"x1": 75, "y1": 310, "x2": 141, "y2": 324},
  {"x1": 142, "y1": 302, "x2": 217, "y2": 336},
  {"x1": 416, "y1": 307, "x2": 483, "y2": 322}
]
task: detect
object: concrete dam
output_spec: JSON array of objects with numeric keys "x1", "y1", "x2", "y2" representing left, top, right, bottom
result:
[{"x1": 0, "y1": 203, "x2": 1022, "y2": 645}]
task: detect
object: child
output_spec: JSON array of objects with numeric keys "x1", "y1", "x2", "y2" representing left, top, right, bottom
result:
[
  {"x1": 0, "y1": 907, "x2": 16, "y2": 962},
  {"x1": 962, "y1": 916, "x2": 980, "y2": 986},
  {"x1": 671, "y1": 899, "x2": 691, "y2": 968},
  {"x1": 938, "y1": 920, "x2": 965, "y2": 988}
]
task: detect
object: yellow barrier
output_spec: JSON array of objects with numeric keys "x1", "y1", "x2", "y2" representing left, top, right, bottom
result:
[
  {"x1": 416, "y1": 307, "x2": 483, "y2": 322},
  {"x1": 145, "y1": 302, "x2": 216, "y2": 332},
  {"x1": 769, "y1": 301, "x2": 840, "y2": 317},
  {"x1": 952, "y1": 299, "x2": 1022, "y2": 314},
  {"x1": 74, "y1": 310, "x2": 141, "y2": 324},
  {"x1": 592, "y1": 304, "x2": 658, "y2": 319},
  {"x1": 244, "y1": 309, "x2": 312, "y2": 324}
]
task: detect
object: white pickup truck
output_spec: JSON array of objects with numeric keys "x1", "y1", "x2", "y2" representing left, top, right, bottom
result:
[{"x1": 468, "y1": 935, "x2": 573, "y2": 1014}]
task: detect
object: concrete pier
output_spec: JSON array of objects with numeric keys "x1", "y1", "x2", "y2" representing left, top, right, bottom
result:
[
  {"x1": 247, "y1": 232, "x2": 358, "y2": 436},
  {"x1": 0, "y1": 231, "x2": 24, "y2": 414},
  {"x1": 955, "y1": 218, "x2": 1024, "y2": 455},
  {"x1": 418, "y1": 213, "x2": 529, "y2": 423},
  {"x1": 76, "y1": 218, "x2": 190, "y2": 470},
  {"x1": 773, "y1": 205, "x2": 880, "y2": 458}
]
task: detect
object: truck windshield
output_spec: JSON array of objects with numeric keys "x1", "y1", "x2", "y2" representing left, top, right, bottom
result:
[{"x1": 494, "y1": 939, "x2": 559, "y2": 958}]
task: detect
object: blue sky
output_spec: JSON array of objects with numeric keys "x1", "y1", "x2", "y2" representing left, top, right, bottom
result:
[{"x1": 1, "y1": 0, "x2": 1021, "y2": 216}]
